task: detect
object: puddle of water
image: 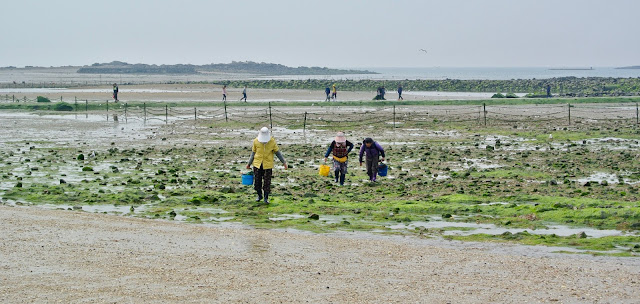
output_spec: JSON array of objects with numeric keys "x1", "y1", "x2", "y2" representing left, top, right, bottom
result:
[
  {"x1": 477, "y1": 202, "x2": 510, "y2": 206},
  {"x1": 388, "y1": 220, "x2": 632, "y2": 238},
  {"x1": 318, "y1": 215, "x2": 354, "y2": 224},
  {"x1": 575, "y1": 172, "x2": 620, "y2": 184},
  {"x1": 38, "y1": 203, "x2": 134, "y2": 214},
  {"x1": 268, "y1": 214, "x2": 307, "y2": 221},
  {"x1": 461, "y1": 157, "x2": 503, "y2": 170},
  {"x1": 574, "y1": 172, "x2": 639, "y2": 185},
  {"x1": 0, "y1": 182, "x2": 16, "y2": 190}
]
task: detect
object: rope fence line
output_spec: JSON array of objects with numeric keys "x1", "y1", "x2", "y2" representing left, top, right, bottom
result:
[{"x1": 3, "y1": 96, "x2": 639, "y2": 128}]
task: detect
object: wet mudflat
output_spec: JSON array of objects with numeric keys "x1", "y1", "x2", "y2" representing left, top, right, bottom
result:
[
  {"x1": 1, "y1": 105, "x2": 640, "y2": 302},
  {"x1": 0, "y1": 107, "x2": 639, "y2": 257}
]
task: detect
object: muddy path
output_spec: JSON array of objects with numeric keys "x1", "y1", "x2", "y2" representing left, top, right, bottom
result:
[{"x1": 1, "y1": 205, "x2": 639, "y2": 303}]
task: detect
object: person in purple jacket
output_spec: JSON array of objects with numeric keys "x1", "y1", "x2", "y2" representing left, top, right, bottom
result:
[{"x1": 359, "y1": 137, "x2": 385, "y2": 182}]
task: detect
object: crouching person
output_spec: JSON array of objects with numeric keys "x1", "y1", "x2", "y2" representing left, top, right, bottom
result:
[
  {"x1": 359, "y1": 137, "x2": 385, "y2": 182},
  {"x1": 324, "y1": 132, "x2": 354, "y2": 186},
  {"x1": 246, "y1": 127, "x2": 288, "y2": 203}
]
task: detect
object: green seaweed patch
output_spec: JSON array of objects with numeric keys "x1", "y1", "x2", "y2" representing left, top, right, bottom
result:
[{"x1": 446, "y1": 232, "x2": 640, "y2": 256}]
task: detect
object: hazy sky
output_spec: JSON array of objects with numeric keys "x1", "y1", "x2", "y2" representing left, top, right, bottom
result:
[{"x1": 2, "y1": 0, "x2": 639, "y2": 68}]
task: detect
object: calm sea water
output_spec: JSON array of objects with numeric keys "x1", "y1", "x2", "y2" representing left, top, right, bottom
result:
[
  {"x1": 366, "y1": 67, "x2": 640, "y2": 80},
  {"x1": 267, "y1": 67, "x2": 640, "y2": 81},
  {"x1": 1, "y1": 66, "x2": 639, "y2": 84}
]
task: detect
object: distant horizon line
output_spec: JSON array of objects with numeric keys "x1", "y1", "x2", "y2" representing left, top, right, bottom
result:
[{"x1": 1, "y1": 61, "x2": 637, "y2": 70}]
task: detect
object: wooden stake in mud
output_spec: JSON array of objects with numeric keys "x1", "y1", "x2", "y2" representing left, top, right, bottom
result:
[
  {"x1": 393, "y1": 105, "x2": 396, "y2": 128},
  {"x1": 269, "y1": 102, "x2": 273, "y2": 130},
  {"x1": 568, "y1": 103, "x2": 571, "y2": 126},
  {"x1": 636, "y1": 103, "x2": 638, "y2": 125},
  {"x1": 194, "y1": 107, "x2": 197, "y2": 121},
  {"x1": 125, "y1": 103, "x2": 128, "y2": 123},
  {"x1": 165, "y1": 105, "x2": 168, "y2": 124},
  {"x1": 85, "y1": 100, "x2": 88, "y2": 112},
  {"x1": 106, "y1": 100, "x2": 109, "y2": 121},
  {"x1": 303, "y1": 111, "x2": 307, "y2": 132},
  {"x1": 224, "y1": 100, "x2": 228, "y2": 122},
  {"x1": 483, "y1": 103, "x2": 487, "y2": 126}
]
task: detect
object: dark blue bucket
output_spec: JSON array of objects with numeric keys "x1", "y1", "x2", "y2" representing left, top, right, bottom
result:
[
  {"x1": 241, "y1": 174, "x2": 254, "y2": 185},
  {"x1": 378, "y1": 163, "x2": 388, "y2": 177}
]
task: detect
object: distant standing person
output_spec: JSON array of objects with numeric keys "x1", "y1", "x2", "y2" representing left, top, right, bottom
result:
[
  {"x1": 331, "y1": 84, "x2": 337, "y2": 101},
  {"x1": 246, "y1": 127, "x2": 288, "y2": 203},
  {"x1": 397, "y1": 84, "x2": 403, "y2": 100},
  {"x1": 546, "y1": 84, "x2": 551, "y2": 98},
  {"x1": 325, "y1": 86, "x2": 331, "y2": 101},
  {"x1": 222, "y1": 85, "x2": 227, "y2": 101},
  {"x1": 359, "y1": 137, "x2": 385, "y2": 182},
  {"x1": 240, "y1": 86, "x2": 248, "y2": 102},
  {"x1": 112, "y1": 83, "x2": 119, "y2": 102},
  {"x1": 324, "y1": 132, "x2": 354, "y2": 186}
]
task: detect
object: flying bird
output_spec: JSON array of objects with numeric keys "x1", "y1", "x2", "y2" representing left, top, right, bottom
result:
[{"x1": 419, "y1": 49, "x2": 428, "y2": 54}]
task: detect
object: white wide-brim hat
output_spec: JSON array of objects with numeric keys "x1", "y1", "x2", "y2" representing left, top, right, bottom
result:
[
  {"x1": 257, "y1": 127, "x2": 271, "y2": 143},
  {"x1": 335, "y1": 132, "x2": 346, "y2": 143}
]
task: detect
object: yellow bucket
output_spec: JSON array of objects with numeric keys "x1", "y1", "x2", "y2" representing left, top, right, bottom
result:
[{"x1": 318, "y1": 164, "x2": 331, "y2": 177}]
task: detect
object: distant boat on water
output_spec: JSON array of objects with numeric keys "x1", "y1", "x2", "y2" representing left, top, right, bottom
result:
[{"x1": 548, "y1": 67, "x2": 594, "y2": 71}]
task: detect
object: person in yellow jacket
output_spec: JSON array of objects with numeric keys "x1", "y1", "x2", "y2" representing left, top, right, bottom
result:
[
  {"x1": 331, "y1": 84, "x2": 337, "y2": 101},
  {"x1": 246, "y1": 127, "x2": 288, "y2": 203}
]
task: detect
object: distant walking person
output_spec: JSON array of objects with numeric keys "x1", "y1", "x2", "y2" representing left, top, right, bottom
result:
[
  {"x1": 240, "y1": 86, "x2": 248, "y2": 102},
  {"x1": 112, "y1": 83, "x2": 119, "y2": 102},
  {"x1": 222, "y1": 85, "x2": 227, "y2": 101},
  {"x1": 331, "y1": 84, "x2": 337, "y2": 101},
  {"x1": 397, "y1": 84, "x2": 403, "y2": 100},
  {"x1": 325, "y1": 86, "x2": 331, "y2": 101}
]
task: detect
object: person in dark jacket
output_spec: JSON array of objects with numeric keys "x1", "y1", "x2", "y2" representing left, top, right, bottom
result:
[
  {"x1": 325, "y1": 86, "x2": 331, "y2": 101},
  {"x1": 359, "y1": 137, "x2": 385, "y2": 182},
  {"x1": 324, "y1": 132, "x2": 354, "y2": 186},
  {"x1": 113, "y1": 83, "x2": 119, "y2": 102}
]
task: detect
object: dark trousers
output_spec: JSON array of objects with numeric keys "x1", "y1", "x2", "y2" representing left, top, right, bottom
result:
[
  {"x1": 365, "y1": 158, "x2": 378, "y2": 181},
  {"x1": 253, "y1": 165, "x2": 272, "y2": 195}
]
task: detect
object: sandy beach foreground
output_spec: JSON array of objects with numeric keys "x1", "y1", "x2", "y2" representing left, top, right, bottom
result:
[{"x1": 1, "y1": 205, "x2": 638, "y2": 303}]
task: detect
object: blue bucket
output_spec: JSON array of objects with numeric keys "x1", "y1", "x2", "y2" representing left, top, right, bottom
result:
[
  {"x1": 378, "y1": 163, "x2": 388, "y2": 177},
  {"x1": 241, "y1": 174, "x2": 254, "y2": 185}
]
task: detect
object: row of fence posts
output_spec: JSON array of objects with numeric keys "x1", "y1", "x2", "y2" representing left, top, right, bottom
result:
[
  {"x1": 62, "y1": 97, "x2": 640, "y2": 127},
  {"x1": 478, "y1": 103, "x2": 640, "y2": 126}
]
